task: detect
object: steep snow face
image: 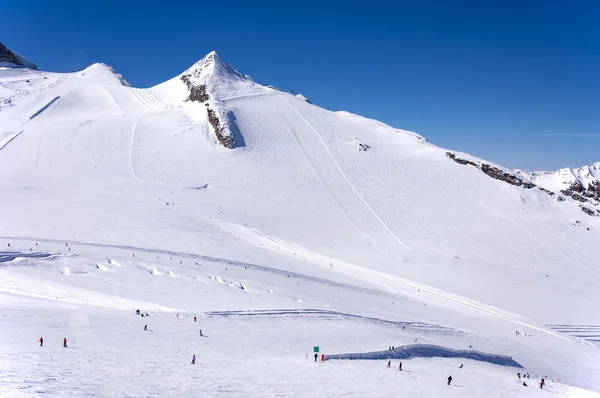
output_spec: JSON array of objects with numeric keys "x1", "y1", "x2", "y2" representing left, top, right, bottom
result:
[{"x1": 0, "y1": 42, "x2": 38, "y2": 70}]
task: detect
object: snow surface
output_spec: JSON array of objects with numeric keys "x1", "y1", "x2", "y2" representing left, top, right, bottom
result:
[{"x1": 0, "y1": 51, "x2": 600, "y2": 397}]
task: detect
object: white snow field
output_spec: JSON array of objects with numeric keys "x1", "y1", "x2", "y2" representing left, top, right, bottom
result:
[{"x1": 1, "y1": 49, "x2": 600, "y2": 397}]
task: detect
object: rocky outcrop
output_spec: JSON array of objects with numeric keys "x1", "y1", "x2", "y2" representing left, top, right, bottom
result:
[
  {"x1": 446, "y1": 152, "x2": 598, "y2": 217},
  {"x1": 180, "y1": 74, "x2": 209, "y2": 103}
]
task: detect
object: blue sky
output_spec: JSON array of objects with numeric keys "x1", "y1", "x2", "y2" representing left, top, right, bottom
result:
[{"x1": 2, "y1": 0, "x2": 599, "y2": 170}]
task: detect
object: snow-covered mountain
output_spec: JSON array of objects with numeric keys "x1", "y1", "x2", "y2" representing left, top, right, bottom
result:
[
  {"x1": 0, "y1": 42, "x2": 38, "y2": 70},
  {"x1": 517, "y1": 163, "x2": 600, "y2": 206},
  {"x1": 1, "y1": 50, "x2": 600, "y2": 396}
]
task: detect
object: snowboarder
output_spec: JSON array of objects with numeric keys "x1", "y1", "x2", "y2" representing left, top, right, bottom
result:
[
  {"x1": 523, "y1": 382, "x2": 528, "y2": 387},
  {"x1": 194, "y1": 316, "x2": 197, "y2": 322},
  {"x1": 517, "y1": 372, "x2": 521, "y2": 379},
  {"x1": 387, "y1": 361, "x2": 391, "y2": 368},
  {"x1": 144, "y1": 325, "x2": 147, "y2": 331},
  {"x1": 540, "y1": 378, "x2": 545, "y2": 389},
  {"x1": 191, "y1": 354, "x2": 196, "y2": 364},
  {"x1": 39, "y1": 337, "x2": 43, "y2": 347},
  {"x1": 447, "y1": 376, "x2": 452, "y2": 386},
  {"x1": 63, "y1": 338, "x2": 67, "y2": 348},
  {"x1": 459, "y1": 364, "x2": 463, "y2": 369},
  {"x1": 314, "y1": 353, "x2": 318, "y2": 362},
  {"x1": 399, "y1": 362, "x2": 402, "y2": 371}
]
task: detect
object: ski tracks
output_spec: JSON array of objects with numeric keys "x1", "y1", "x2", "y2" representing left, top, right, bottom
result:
[
  {"x1": 248, "y1": 229, "x2": 568, "y2": 341},
  {"x1": 276, "y1": 96, "x2": 409, "y2": 250}
]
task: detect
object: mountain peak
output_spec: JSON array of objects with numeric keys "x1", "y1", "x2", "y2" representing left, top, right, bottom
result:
[
  {"x1": 0, "y1": 42, "x2": 38, "y2": 70},
  {"x1": 182, "y1": 51, "x2": 249, "y2": 85}
]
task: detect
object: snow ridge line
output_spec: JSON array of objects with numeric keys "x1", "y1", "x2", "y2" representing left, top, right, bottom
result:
[{"x1": 278, "y1": 96, "x2": 409, "y2": 250}]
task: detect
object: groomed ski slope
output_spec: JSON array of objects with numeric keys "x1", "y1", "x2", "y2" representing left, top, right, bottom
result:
[{"x1": 1, "y1": 52, "x2": 600, "y2": 395}]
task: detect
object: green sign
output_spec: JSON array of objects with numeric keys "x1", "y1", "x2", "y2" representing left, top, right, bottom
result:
[{"x1": 313, "y1": 346, "x2": 319, "y2": 353}]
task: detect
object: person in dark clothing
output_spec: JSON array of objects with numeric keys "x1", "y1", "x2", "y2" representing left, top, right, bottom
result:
[
  {"x1": 399, "y1": 362, "x2": 402, "y2": 371},
  {"x1": 194, "y1": 316, "x2": 197, "y2": 322},
  {"x1": 191, "y1": 354, "x2": 196, "y2": 364},
  {"x1": 523, "y1": 382, "x2": 528, "y2": 387},
  {"x1": 540, "y1": 378, "x2": 545, "y2": 389},
  {"x1": 39, "y1": 337, "x2": 43, "y2": 347},
  {"x1": 517, "y1": 372, "x2": 521, "y2": 379},
  {"x1": 314, "y1": 353, "x2": 318, "y2": 362},
  {"x1": 387, "y1": 360, "x2": 391, "y2": 368},
  {"x1": 447, "y1": 376, "x2": 452, "y2": 385},
  {"x1": 144, "y1": 325, "x2": 147, "y2": 331},
  {"x1": 63, "y1": 338, "x2": 67, "y2": 348},
  {"x1": 459, "y1": 364, "x2": 463, "y2": 369}
]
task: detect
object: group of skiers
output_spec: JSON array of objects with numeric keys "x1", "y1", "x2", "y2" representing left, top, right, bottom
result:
[{"x1": 38, "y1": 337, "x2": 67, "y2": 348}]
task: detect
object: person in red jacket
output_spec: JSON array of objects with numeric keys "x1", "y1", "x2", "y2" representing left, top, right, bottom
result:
[
  {"x1": 63, "y1": 338, "x2": 67, "y2": 348},
  {"x1": 39, "y1": 337, "x2": 43, "y2": 347}
]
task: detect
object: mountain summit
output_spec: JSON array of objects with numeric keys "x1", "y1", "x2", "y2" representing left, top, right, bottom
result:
[{"x1": 0, "y1": 42, "x2": 38, "y2": 70}]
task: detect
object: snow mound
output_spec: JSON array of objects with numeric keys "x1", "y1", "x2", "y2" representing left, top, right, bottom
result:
[
  {"x1": 215, "y1": 276, "x2": 227, "y2": 285},
  {"x1": 96, "y1": 263, "x2": 108, "y2": 272},
  {"x1": 108, "y1": 259, "x2": 122, "y2": 267},
  {"x1": 295, "y1": 93, "x2": 311, "y2": 103},
  {"x1": 167, "y1": 269, "x2": 175, "y2": 277},
  {"x1": 149, "y1": 267, "x2": 160, "y2": 275},
  {"x1": 61, "y1": 266, "x2": 70, "y2": 275}
]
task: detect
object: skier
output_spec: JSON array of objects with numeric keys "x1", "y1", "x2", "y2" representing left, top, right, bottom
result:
[
  {"x1": 540, "y1": 378, "x2": 545, "y2": 389},
  {"x1": 447, "y1": 376, "x2": 452, "y2": 386},
  {"x1": 194, "y1": 316, "x2": 197, "y2": 322},
  {"x1": 199, "y1": 329, "x2": 203, "y2": 337},
  {"x1": 314, "y1": 353, "x2": 318, "y2": 362},
  {"x1": 399, "y1": 362, "x2": 402, "y2": 371},
  {"x1": 144, "y1": 325, "x2": 147, "y2": 331},
  {"x1": 459, "y1": 364, "x2": 463, "y2": 369},
  {"x1": 523, "y1": 382, "x2": 528, "y2": 387},
  {"x1": 387, "y1": 360, "x2": 391, "y2": 368},
  {"x1": 526, "y1": 373, "x2": 530, "y2": 379},
  {"x1": 517, "y1": 372, "x2": 521, "y2": 379},
  {"x1": 39, "y1": 337, "x2": 43, "y2": 347},
  {"x1": 191, "y1": 354, "x2": 196, "y2": 365},
  {"x1": 63, "y1": 338, "x2": 67, "y2": 348},
  {"x1": 136, "y1": 309, "x2": 140, "y2": 315}
]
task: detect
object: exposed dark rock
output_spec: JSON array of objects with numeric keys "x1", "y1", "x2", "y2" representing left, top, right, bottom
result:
[
  {"x1": 0, "y1": 42, "x2": 38, "y2": 69},
  {"x1": 180, "y1": 74, "x2": 209, "y2": 103},
  {"x1": 579, "y1": 205, "x2": 598, "y2": 217},
  {"x1": 446, "y1": 152, "x2": 477, "y2": 166},
  {"x1": 446, "y1": 152, "x2": 600, "y2": 217},
  {"x1": 207, "y1": 107, "x2": 234, "y2": 149},
  {"x1": 480, "y1": 164, "x2": 529, "y2": 187}
]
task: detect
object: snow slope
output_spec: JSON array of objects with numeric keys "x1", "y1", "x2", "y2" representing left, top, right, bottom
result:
[{"x1": 1, "y1": 50, "x2": 600, "y2": 396}]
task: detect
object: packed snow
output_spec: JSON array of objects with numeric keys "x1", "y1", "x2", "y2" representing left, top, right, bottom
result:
[{"x1": 1, "y1": 48, "x2": 599, "y2": 397}]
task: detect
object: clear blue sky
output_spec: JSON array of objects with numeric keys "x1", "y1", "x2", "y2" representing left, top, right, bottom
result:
[{"x1": 2, "y1": 0, "x2": 599, "y2": 170}]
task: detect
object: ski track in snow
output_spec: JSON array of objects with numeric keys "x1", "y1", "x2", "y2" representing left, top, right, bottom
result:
[
  {"x1": 205, "y1": 308, "x2": 457, "y2": 335},
  {"x1": 0, "y1": 235, "x2": 391, "y2": 298},
  {"x1": 225, "y1": 223, "x2": 570, "y2": 341},
  {"x1": 277, "y1": 96, "x2": 410, "y2": 251}
]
